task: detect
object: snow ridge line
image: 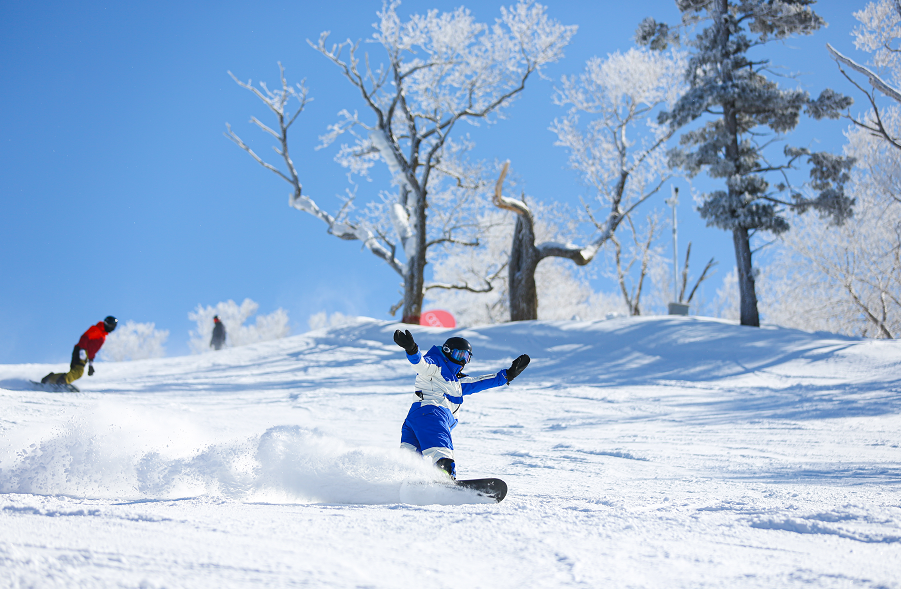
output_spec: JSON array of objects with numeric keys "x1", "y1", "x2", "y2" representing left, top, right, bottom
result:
[{"x1": 750, "y1": 516, "x2": 901, "y2": 544}]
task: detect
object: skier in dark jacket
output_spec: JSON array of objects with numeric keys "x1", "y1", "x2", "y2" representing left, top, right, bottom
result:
[
  {"x1": 41, "y1": 316, "x2": 118, "y2": 386},
  {"x1": 393, "y1": 329, "x2": 530, "y2": 479},
  {"x1": 210, "y1": 315, "x2": 226, "y2": 350}
]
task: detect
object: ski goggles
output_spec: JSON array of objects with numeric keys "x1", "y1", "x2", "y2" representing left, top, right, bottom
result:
[{"x1": 445, "y1": 347, "x2": 472, "y2": 364}]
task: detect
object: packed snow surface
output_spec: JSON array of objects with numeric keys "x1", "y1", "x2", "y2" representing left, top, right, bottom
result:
[{"x1": 1, "y1": 316, "x2": 899, "y2": 588}]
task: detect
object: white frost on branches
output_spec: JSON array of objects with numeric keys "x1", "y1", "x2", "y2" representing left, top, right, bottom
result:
[
  {"x1": 425, "y1": 210, "x2": 512, "y2": 325},
  {"x1": 762, "y1": 111, "x2": 901, "y2": 338},
  {"x1": 312, "y1": 1, "x2": 575, "y2": 320},
  {"x1": 854, "y1": 0, "x2": 901, "y2": 77},
  {"x1": 761, "y1": 0, "x2": 901, "y2": 338},
  {"x1": 100, "y1": 321, "x2": 169, "y2": 362},
  {"x1": 551, "y1": 46, "x2": 687, "y2": 262},
  {"x1": 426, "y1": 205, "x2": 627, "y2": 325},
  {"x1": 226, "y1": 65, "x2": 405, "y2": 277},
  {"x1": 188, "y1": 299, "x2": 291, "y2": 353},
  {"x1": 369, "y1": 129, "x2": 405, "y2": 181},
  {"x1": 828, "y1": 0, "x2": 901, "y2": 149},
  {"x1": 307, "y1": 311, "x2": 359, "y2": 331},
  {"x1": 711, "y1": 268, "x2": 740, "y2": 322}
]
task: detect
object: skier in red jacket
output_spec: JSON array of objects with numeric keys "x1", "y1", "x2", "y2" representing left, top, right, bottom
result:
[{"x1": 41, "y1": 316, "x2": 118, "y2": 387}]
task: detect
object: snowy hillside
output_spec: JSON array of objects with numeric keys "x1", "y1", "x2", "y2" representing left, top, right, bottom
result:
[{"x1": 1, "y1": 316, "x2": 899, "y2": 588}]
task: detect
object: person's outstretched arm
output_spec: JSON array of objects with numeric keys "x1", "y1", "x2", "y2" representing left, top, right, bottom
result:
[
  {"x1": 394, "y1": 329, "x2": 442, "y2": 377},
  {"x1": 460, "y1": 354, "x2": 530, "y2": 395},
  {"x1": 393, "y1": 329, "x2": 418, "y2": 356}
]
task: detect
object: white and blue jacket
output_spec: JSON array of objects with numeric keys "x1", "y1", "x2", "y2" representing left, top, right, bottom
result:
[{"x1": 406, "y1": 345, "x2": 508, "y2": 414}]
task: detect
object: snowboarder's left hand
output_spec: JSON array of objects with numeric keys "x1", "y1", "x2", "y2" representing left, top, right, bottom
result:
[
  {"x1": 506, "y1": 354, "x2": 530, "y2": 383},
  {"x1": 88, "y1": 362, "x2": 95, "y2": 376}
]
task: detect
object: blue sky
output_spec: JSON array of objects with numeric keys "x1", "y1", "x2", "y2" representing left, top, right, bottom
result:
[{"x1": 0, "y1": 0, "x2": 869, "y2": 363}]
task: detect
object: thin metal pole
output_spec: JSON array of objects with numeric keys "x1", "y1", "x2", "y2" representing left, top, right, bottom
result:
[{"x1": 669, "y1": 186, "x2": 679, "y2": 302}]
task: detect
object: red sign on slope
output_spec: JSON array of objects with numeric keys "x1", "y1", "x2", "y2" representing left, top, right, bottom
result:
[{"x1": 420, "y1": 309, "x2": 456, "y2": 328}]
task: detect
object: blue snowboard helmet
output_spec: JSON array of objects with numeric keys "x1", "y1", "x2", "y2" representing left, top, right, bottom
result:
[{"x1": 442, "y1": 336, "x2": 472, "y2": 366}]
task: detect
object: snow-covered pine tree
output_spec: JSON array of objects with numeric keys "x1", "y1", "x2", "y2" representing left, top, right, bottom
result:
[
  {"x1": 311, "y1": 1, "x2": 575, "y2": 324},
  {"x1": 639, "y1": 0, "x2": 855, "y2": 327}
]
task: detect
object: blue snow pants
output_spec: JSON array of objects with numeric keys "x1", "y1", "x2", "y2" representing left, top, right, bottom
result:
[{"x1": 400, "y1": 402, "x2": 457, "y2": 459}]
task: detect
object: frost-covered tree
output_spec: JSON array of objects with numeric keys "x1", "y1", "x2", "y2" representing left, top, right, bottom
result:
[
  {"x1": 762, "y1": 2, "x2": 901, "y2": 338},
  {"x1": 188, "y1": 299, "x2": 290, "y2": 353},
  {"x1": 487, "y1": 47, "x2": 684, "y2": 321},
  {"x1": 761, "y1": 164, "x2": 901, "y2": 338},
  {"x1": 425, "y1": 203, "x2": 626, "y2": 325},
  {"x1": 712, "y1": 267, "x2": 740, "y2": 321},
  {"x1": 424, "y1": 207, "x2": 511, "y2": 323},
  {"x1": 227, "y1": 66, "x2": 403, "y2": 285},
  {"x1": 100, "y1": 321, "x2": 169, "y2": 362},
  {"x1": 307, "y1": 311, "x2": 359, "y2": 331},
  {"x1": 604, "y1": 208, "x2": 715, "y2": 317},
  {"x1": 609, "y1": 213, "x2": 665, "y2": 316},
  {"x1": 639, "y1": 0, "x2": 855, "y2": 327},
  {"x1": 308, "y1": 1, "x2": 575, "y2": 324}
]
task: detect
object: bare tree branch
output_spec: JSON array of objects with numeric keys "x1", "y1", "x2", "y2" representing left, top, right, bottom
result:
[
  {"x1": 828, "y1": 51, "x2": 901, "y2": 151},
  {"x1": 425, "y1": 261, "x2": 507, "y2": 294},
  {"x1": 426, "y1": 237, "x2": 480, "y2": 248},
  {"x1": 685, "y1": 257, "x2": 718, "y2": 304},
  {"x1": 227, "y1": 64, "x2": 405, "y2": 277},
  {"x1": 846, "y1": 281, "x2": 895, "y2": 338}
]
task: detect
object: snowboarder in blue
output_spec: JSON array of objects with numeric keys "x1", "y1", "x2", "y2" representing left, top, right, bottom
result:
[{"x1": 393, "y1": 329, "x2": 530, "y2": 479}]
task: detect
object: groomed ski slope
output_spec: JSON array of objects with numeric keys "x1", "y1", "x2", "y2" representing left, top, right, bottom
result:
[{"x1": 0, "y1": 316, "x2": 899, "y2": 588}]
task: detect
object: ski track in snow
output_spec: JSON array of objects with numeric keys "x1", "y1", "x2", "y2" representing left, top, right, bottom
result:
[{"x1": 1, "y1": 316, "x2": 899, "y2": 588}]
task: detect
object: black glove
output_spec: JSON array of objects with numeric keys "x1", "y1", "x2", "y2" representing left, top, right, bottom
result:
[
  {"x1": 88, "y1": 362, "x2": 95, "y2": 376},
  {"x1": 506, "y1": 354, "x2": 530, "y2": 383},
  {"x1": 393, "y1": 329, "x2": 418, "y2": 355}
]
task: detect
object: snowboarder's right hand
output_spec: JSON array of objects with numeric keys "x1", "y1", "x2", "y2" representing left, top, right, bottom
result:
[
  {"x1": 88, "y1": 364, "x2": 95, "y2": 376},
  {"x1": 393, "y1": 329, "x2": 419, "y2": 356}
]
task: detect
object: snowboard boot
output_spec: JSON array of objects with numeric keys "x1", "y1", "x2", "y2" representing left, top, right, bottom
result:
[
  {"x1": 40, "y1": 373, "x2": 54, "y2": 384},
  {"x1": 436, "y1": 458, "x2": 456, "y2": 480}
]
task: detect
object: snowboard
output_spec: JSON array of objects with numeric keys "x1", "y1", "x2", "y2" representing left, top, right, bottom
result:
[
  {"x1": 455, "y1": 478, "x2": 507, "y2": 503},
  {"x1": 30, "y1": 380, "x2": 79, "y2": 393}
]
